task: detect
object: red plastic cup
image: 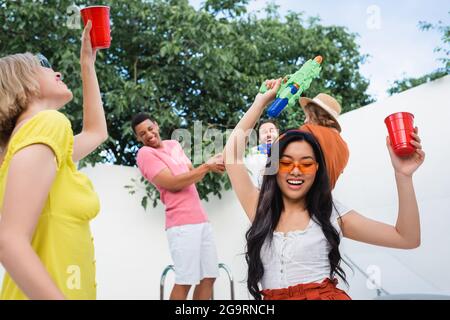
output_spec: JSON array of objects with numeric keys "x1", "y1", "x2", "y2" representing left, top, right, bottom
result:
[
  {"x1": 384, "y1": 112, "x2": 415, "y2": 157},
  {"x1": 80, "y1": 6, "x2": 111, "y2": 49}
]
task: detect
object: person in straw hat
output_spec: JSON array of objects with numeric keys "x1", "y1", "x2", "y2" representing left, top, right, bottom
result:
[{"x1": 299, "y1": 93, "x2": 349, "y2": 189}]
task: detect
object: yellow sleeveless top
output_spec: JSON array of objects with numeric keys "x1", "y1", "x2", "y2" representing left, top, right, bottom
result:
[{"x1": 0, "y1": 110, "x2": 100, "y2": 300}]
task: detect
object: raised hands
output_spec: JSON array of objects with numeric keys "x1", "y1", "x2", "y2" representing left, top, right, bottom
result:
[
  {"x1": 387, "y1": 127, "x2": 425, "y2": 177},
  {"x1": 80, "y1": 20, "x2": 97, "y2": 66}
]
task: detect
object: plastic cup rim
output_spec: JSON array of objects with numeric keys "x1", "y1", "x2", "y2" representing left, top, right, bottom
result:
[
  {"x1": 80, "y1": 5, "x2": 110, "y2": 11},
  {"x1": 385, "y1": 112, "x2": 414, "y2": 120},
  {"x1": 384, "y1": 113, "x2": 414, "y2": 125}
]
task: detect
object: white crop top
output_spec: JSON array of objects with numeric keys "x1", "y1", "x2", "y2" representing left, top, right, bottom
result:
[{"x1": 260, "y1": 200, "x2": 351, "y2": 290}]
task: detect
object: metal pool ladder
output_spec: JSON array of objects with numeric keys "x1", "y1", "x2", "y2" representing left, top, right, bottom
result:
[{"x1": 160, "y1": 263, "x2": 235, "y2": 300}]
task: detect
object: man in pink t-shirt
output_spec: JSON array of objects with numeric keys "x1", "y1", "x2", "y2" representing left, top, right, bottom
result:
[{"x1": 132, "y1": 113, "x2": 224, "y2": 300}]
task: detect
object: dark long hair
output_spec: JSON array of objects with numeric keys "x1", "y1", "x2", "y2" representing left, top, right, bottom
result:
[{"x1": 245, "y1": 130, "x2": 347, "y2": 300}]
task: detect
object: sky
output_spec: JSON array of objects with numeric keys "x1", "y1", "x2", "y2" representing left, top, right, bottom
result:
[{"x1": 189, "y1": 0, "x2": 449, "y2": 101}]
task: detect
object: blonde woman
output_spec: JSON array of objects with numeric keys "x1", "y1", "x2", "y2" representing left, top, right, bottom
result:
[{"x1": 0, "y1": 21, "x2": 107, "y2": 300}]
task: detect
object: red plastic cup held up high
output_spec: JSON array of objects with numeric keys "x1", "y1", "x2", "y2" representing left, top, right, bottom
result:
[
  {"x1": 80, "y1": 6, "x2": 111, "y2": 49},
  {"x1": 384, "y1": 112, "x2": 416, "y2": 157}
]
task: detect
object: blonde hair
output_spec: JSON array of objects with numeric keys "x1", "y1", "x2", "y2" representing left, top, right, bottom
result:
[
  {"x1": 305, "y1": 103, "x2": 341, "y2": 132},
  {"x1": 0, "y1": 53, "x2": 41, "y2": 148}
]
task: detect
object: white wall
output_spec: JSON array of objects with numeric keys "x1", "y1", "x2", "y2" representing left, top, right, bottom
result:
[
  {"x1": 1, "y1": 76, "x2": 449, "y2": 299},
  {"x1": 335, "y1": 75, "x2": 450, "y2": 297},
  {"x1": 83, "y1": 164, "x2": 252, "y2": 300}
]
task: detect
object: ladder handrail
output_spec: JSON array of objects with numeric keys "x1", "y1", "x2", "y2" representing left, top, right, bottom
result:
[
  {"x1": 218, "y1": 263, "x2": 235, "y2": 300},
  {"x1": 160, "y1": 263, "x2": 235, "y2": 300},
  {"x1": 160, "y1": 264, "x2": 175, "y2": 300},
  {"x1": 343, "y1": 254, "x2": 390, "y2": 296}
]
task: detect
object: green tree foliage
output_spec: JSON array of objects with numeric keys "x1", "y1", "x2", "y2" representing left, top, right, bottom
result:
[
  {"x1": 387, "y1": 70, "x2": 447, "y2": 96},
  {"x1": 1, "y1": 0, "x2": 372, "y2": 208},
  {"x1": 388, "y1": 12, "x2": 449, "y2": 96}
]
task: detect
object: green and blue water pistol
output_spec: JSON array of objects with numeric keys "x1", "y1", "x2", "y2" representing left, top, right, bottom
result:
[{"x1": 259, "y1": 56, "x2": 323, "y2": 118}]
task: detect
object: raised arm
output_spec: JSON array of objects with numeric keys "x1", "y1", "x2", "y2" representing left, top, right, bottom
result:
[
  {"x1": 340, "y1": 128, "x2": 424, "y2": 249},
  {"x1": 153, "y1": 154, "x2": 225, "y2": 192},
  {"x1": 223, "y1": 79, "x2": 281, "y2": 221},
  {"x1": 73, "y1": 20, "x2": 108, "y2": 162},
  {"x1": 0, "y1": 145, "x2": 65, "y2": 299}
]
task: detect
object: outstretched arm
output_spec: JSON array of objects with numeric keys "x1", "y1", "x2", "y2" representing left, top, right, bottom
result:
[
  {"x1": 152, "y1": 154, "x2": 225, "y2": 192},
  {"x1": 340, "y1": 128, "x2": 424, "y2": 249},
  {"x1": 73, "y1": 20, "x2": 108, "y2": 162},
  {"x1": 223, "y1": 79, "x2": 281, "y2": 221}
]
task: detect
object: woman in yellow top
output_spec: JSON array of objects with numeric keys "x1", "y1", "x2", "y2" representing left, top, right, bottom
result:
[{"x1": 0, "y1": 21, "x2": 107, "y2": 300}]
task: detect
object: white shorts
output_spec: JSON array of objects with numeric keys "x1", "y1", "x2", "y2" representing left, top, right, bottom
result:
[{"x1": 166, "y1": 222, "x2": 219, "y2": 285}]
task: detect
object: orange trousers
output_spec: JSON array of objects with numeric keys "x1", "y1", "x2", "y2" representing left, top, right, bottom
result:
[{"x1": 261, "y1": 278, "x2": 351, "y2": 300}]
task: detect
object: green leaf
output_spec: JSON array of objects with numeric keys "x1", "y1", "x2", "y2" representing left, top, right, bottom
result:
[{"x1": 141, "y1": 196, "x2": 148, "y2": 210}]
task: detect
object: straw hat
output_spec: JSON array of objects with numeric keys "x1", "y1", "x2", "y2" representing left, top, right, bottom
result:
[{"x1": 299, "y1": 93, "x2": 342, "y2": 132}]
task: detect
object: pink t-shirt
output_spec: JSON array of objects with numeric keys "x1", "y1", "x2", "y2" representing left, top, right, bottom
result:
[{"x1": 136, "y1": 140, "x2": 208, "y2": 229}]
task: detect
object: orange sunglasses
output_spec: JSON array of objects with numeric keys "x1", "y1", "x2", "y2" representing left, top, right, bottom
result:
[{"x1": 278, "y1": 159, "x2": 319, "y2": 174}]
